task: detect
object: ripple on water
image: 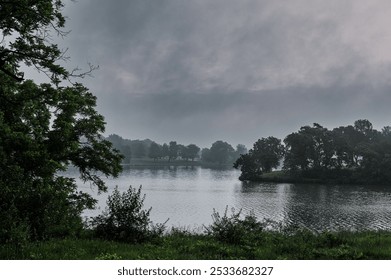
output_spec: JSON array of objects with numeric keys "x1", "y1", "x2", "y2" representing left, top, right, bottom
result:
[{"x1": 73, "y1": 167, "x2": 391, "y2": 231}]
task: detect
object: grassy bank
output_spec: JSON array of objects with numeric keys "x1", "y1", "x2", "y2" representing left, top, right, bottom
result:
[{"x1": 2, "y1": 230, "x2": 391, "y2": 260}]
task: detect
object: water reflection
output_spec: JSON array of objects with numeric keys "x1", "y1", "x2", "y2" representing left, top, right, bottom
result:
[
  {"x1": 76, "y1": 166, "x2": 391, "y2": 231},
  {"x1": 237, "y1": 181, "x2": 391, "y2": 232}
]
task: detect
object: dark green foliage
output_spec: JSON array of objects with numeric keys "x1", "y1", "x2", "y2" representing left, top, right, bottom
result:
[
  {"x1": 284, "y1": 124, "x2": 334, "y2": 171},
  {"x1": 0, "y1": 0, "x2": 123, "y2": 244},
  {"x1": 201, "y1": 147, "x2": 212, "y2": 162},
  {"x1": 3, "y1": 212, "x2": 391, "y2": 259},
  {"x1": 252, "y1": 137, "x2": 284, "y2": 173},
  {"x1": 0, "y1": 0, "x2": 67, "y2": 83},
  {"x1": 202, "y1": 141, "x2": 236, "y2": 165},
  {"x1": 0, "y1": 75, "x2": 122, "y2": 244},
  {"x1": 161, "y1": 143, "x2": 170, "y2": 159},
  {"x1": 237, "y1": 119, "x2": 391, "y2": 184},
  {"x1": 91, "y1": 186, "x2": 167, "y2": 243},
  {"x1": 233, "y1": 154, "x2": 262, "y2": 180},
  {"x1": 180, "y1": 144, "x2": 200, "y2": 161},
  {"x1": 168, "y1": 141, "x2": 178, "y2": 161},
  {"x1": 234, "y1": 137, "x2": 284, "y2": 180},
  {"x1": 106, "y1": 134, "x2": 132, "y2": 164},
  {"x1": 204, "y1": 207, "x2": 265, "y2": 245},
  {"x1": 148, "y1": 141, "x2": 162, "y2": 161}
]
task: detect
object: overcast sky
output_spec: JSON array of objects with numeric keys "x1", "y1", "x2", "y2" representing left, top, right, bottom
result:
[{"x1": 38, "y1": 0, "x2": 391, "y2": 148}]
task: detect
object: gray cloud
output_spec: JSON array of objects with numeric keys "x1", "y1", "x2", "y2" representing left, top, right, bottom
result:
[{"x1": 44, "y1": 0, "x2": 391, "y2": 147}]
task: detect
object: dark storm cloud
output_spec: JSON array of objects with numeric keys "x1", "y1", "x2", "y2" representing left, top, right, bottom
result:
[
  {"x1": 55, "y1": 0, "x2": 391, "y2": 147},
  {"x1": 95, "y1": 84, "x2": 391, "y2": 147}
]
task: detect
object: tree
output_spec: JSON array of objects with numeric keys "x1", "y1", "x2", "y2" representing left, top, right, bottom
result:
[
  {"x1": 186, "y1": 144, "x2": 200, "y2": 161},
  {"x1": 234, "y1": 137, "x2": 283, "y2": 179},
  {"x1": 180, "y1": 144, "x2": 200, "y2": 161},
  {"x1": 332, "y1": 125, "x2": 362, "y2": 168},
  {"x1": 251, "y1": 137, "x2": 284, "y2": 173},
  {"x1": 0, "y1": 0, "x2": 96, "y2": 83},
  {"x1": 208, "y1": 141, "x2": 235, "y2": 165},
  {"x1": 132, "y1": 141, "x2": 146, "y2": 158},
  {"x1": 354, "y1": 119, "x2": 373, "y2": 137},
  {"x1": 148, "y1": 142, "x2": 161, "y2": 161},
  {"x1": 0, "y1": 0, "x2": 122, "y2": 242},
  {"x1": 382, "y1": 126, "x2": 391, "y2": 138},
  {"x1": 201, "y1": 148, "x2": 212, "y2": 162},
  {"x1": 177, "y1": 144, "x2": 186, "y2": 160},
  {"x1": 284, "y1": 124, "x2": 334, "y2": 172},
  {"x1": 233, "y1": 154, "x2": 262, "y2": 180},
  {"x1": 168, "y1": 141, "x2": 178, "y2": 161},
  {"x1": 107, "y1": 134, "x2": 131, "y2": 164},
  {"x1": 161, "y1": 143, "x2": 169, "y2": 160},
  {"x1": 283, "y1": 131, "x2": 310, "y2": 172}
]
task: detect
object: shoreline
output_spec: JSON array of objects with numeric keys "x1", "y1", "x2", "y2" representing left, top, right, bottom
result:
[{"x1": 239, "y1": 171, "x2": 391, "y2": 186}]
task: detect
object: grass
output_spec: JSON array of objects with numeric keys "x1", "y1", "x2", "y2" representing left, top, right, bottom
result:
[{"x1": 2, "y1": 230, "x2": 391, "y2": 260}]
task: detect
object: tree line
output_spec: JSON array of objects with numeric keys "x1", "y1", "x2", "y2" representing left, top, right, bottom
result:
[
  {"x1": 107, "y1": 134, "x2": 247, "y2": 165},
  {"x1": 234, "y1": 120, "x2": 391, "y2": 184}
]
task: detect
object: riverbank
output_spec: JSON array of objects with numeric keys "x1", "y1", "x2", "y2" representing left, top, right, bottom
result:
[
  {"x1": 240, "y1": 170, "x2": 389, "y2": 185},
  {"x1": 2, "y1": 230, "x2": 391, "y2": 260}
]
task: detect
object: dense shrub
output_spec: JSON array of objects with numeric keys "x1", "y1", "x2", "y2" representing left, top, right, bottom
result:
[
  {"x1": 204, "y1": 207, "x2": 266, "y2": 245},
  {"x1": 90, "y1": 186, "x2": 167, "y2": 243}
]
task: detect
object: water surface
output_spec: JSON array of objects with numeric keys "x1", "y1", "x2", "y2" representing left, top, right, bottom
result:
[{"x1": 77, "y1": 166, "x2": 391, "y2": 231}]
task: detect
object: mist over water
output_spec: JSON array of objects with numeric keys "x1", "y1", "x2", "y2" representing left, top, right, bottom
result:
[{"x1": 76, "y1": 166, "x2": 391, "y2": 232}]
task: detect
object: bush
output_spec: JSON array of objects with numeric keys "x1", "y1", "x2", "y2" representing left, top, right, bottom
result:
[
  {"x1": 204, "y1": 207, "x2": 265, "y2": 245},
  {"x1": 90, "y1": 186, "x2": 167, "y2": 243}
]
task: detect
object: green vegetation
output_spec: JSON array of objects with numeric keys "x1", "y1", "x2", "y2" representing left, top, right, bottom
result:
[
  {"x1": 0, "y1": 0, "x2": 122, "y2": 244},
  {"x1": 90, "y1": 186, "x2": 167, "y2": 243},
  {"x1": 107, "y1": 134, "x2": 247, "y2": 166},
  {"x1": 1, "y1": 176, "x2": 391, "y2": 260},
  {"x1": 2, "y1": 0, "x2": 390, "y2": 261},
  {"x1": 2, "y1": 214, "x2": 391, "y2": 260},
  {"x1": 235, "y1": 120, "x2": 391, "y2": 184}
]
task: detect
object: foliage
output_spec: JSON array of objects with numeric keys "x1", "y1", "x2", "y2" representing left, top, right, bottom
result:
[
  {"x1": 284, "y1": 124, "x2": 334, "y2": 172},
  {"x1": 201, "y1": 141, "x2": 236, "y2": 165},
  {"x1": 4, "y1": 213, "x2": 391, "y2": 260},
  {"x1": 148, "y1": 141, "x2": 162, "y2": 161},
  {"x1": 233, "y1": 154, "x2": 262, "y2": 180},
  {"x1": 90, "y1": 186, "x2": 167, "y2": 243},
  {"x1": 95, "y1": 252, "x2": 122, "y2": 260},
  {"x1": 162, "y1": 143, "x2": 170, "y2": 159},
  {"x1": 234, "y1": 137, "x2": 284, "y2": 179},
  {"x1": 204, "y1": 207, "x2": 265, "y2": 245},
  {"x1": 237, "y1": 119, "x2": 391, "y2": 184},
  {"x1": 0, "y1": 0, "x2": 123, "y2": 243},
  {"x1": 106, "y1": 134, "x2": 132, "y2": 164},
  {"x1": 252, "y1": 137, "x2": 284, "y2": 172},
  {"x1": 168, "y1": 141, "x2": 178, "y2": 161},
  {"x1": 0, "y1": 0, "x2": 66, "y2": 83},
  {"x1": 180, "y1": 144, "x2": 200, "y2": 161}
]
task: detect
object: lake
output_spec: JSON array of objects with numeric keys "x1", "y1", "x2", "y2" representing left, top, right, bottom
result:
[{"x1": 77, "y1": 166, "x2": 391, "y2": 232}]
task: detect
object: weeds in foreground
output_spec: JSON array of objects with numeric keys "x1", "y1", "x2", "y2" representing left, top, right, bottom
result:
[
  {"x1": 1, "y1": 187, "x2": 389, "y2": 260},
  {"x1": 89, "y1": 186, "x2": 168, "y2": 244}
]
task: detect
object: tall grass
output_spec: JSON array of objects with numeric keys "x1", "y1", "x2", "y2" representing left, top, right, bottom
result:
[{"x1": 2, "y1": 209, "x2": 391, "y2": 260}]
